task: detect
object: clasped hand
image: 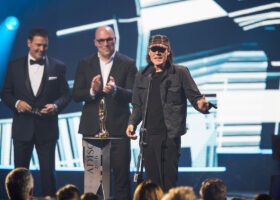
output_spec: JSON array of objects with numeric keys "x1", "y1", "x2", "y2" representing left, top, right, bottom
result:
[
  {"x1": 17, "y1": 101, "x2": 56, "y2": 114},
  {"x1": 91, "y1": 74, "x2": 116, "y2": 95}
]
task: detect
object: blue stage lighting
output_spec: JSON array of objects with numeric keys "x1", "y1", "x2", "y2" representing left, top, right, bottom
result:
[
  {"x1": 0, "y1": 16, "x2": 20, "y2": 91},
  {"x1": 4, "y1": 16, "x2": 19, "y2": 30}
]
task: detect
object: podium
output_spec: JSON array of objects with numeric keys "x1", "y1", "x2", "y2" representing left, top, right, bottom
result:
[{"x1": 82, "y1": 137, "x2": 120, "y2": 199}]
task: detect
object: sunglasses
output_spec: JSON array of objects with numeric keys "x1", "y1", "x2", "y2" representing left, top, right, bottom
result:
[
  {"x1": 150, "y1": 46, "x2": 167, "y2": 53},
  {"x1": 96, "y1": 37, "x2": 114, "y2": 44}
]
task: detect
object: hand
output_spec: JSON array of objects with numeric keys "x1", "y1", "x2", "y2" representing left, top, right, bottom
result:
[
  {"x1": 91, "y1": 75, "x2": 101, "y2": 95},
  {"x1": 103, "y1": 76, "x2": 116, "y2": 94},
  {"x1": 40, "y1": 104, "x2": 56, "y2": 114},
  {"x1": 126, "y1": 124, "x2": 137, "y2": 140},
  {"x1": 17, "y1": 100, "x2": 32, "y2": 112},
  {"x1": 197, "y1": 95, "x2": 209, "y2": 112}
]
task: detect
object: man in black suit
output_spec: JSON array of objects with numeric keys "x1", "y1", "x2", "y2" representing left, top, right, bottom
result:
[
  {"x1": 72, "y1": 26, "x2": 137, "y2": 200},
  {"x1": 1, "y1": 27, "x2": 71, "y2": 198}
]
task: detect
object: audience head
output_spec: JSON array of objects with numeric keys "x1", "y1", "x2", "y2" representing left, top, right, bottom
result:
[
  {"x1": 81, "y1": 192, "x2": 101, "y2": 200},
  {"x1": 5, "y1": 167, "x2": 34, "y2": 200},
  {"x1": 133, "y1": 180, "x2": 164, "y2": 200},
  {"x1": 253, "y1": 193, "x2": 273, "y2": 200},
  {"x1": 56, "y1": 184, "x2": 81, "y2": 200},
  {"x1": 162, "y1": 186, "x2": 197, "y2": 200},
  {"x1": 199, "y1": 178, "x2": 226, "y2": 200},
  {"x1": 230, "y1": 197, "x2": 246, "y2": 200}
]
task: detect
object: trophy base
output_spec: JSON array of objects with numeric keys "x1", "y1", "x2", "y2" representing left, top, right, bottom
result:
[{"x1": 95, "y1": 131, "x2": 109, "y2": 138}]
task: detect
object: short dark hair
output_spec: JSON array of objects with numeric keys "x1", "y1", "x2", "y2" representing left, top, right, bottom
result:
[
  {"x1": 253, "y1": 193, "x2": 273, "y2": 200},
  {"x1": 56, "y1": 184, "x2": 81, "y2": 200},
  {"x1": 200, "y1": 178, "x2": 226, "y2": 200},
  {"x1": 81, "y1": 192, "x2": 101, "y2": 200},
  {"x1": 5, "y1": 167, "x2": 34, "y2": 200},
  {"x1": 28, "y1": 27, "x2": 49, "y2": 41}
]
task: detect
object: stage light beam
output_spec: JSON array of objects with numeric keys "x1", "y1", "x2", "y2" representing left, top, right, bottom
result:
[
  {"x1": 0, "y1": 16, "x2": 20, "y2": 92},
  {"x1": 5, "y1": 16, "x2": 19, "y2": 30}
]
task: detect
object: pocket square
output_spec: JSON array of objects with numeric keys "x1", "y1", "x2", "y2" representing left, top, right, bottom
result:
[{"x1": 48, "y1": 76, "x2": 58, "y2": 80}]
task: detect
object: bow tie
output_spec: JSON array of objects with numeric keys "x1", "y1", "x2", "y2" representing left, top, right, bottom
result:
[{"x1": 30, "y1": 59, "x2": 45, "y2": 65}]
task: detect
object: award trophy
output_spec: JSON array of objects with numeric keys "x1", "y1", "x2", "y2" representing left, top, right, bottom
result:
[
  {"x1": 83, "y1": 97, "x2": 111, "y2": 198},
  {"x1": 95, "y1": 97, "x2": 109, "y2": 138}
]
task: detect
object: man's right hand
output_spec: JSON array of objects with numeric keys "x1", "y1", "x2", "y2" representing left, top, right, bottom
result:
[
  {"x1": 17, "y1": 100, "x2": 32, "y2": 113},
  {"x1": 91, "y1": 74, "x2": 101, "y2": 95},
  {"x1": 126, "y1": 124, "x2": 137, "y2": 140}
]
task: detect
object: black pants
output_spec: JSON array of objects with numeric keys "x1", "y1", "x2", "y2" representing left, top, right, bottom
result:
[
  {"x1": 110, "y1": 138, "x2": 131, "y2": 200},
  {"x1": 143, "y1": 133, "x2": 181, "y2": 192},
  {"x1": 13, "y1": 138, "x2": 57, "y2": 196}
]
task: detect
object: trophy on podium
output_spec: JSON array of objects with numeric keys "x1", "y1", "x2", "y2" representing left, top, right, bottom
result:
[
  {"x1": 95, "y1": 97, "x2": 109, "y2": 138},
  {"x1": 83, "y1": 97, "x2": 111, "y2": 198}
]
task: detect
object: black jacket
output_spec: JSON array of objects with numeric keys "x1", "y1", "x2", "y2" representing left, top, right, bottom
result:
[
  {"x1": 72, "y1": 52, "x2": 137, "y2": 137},
  {"x1": 1, "y1": 56, "x2": 71, "y2": 142},
  {"x1": 128, "y1": 63, "x2": 207, "y2": 138}
]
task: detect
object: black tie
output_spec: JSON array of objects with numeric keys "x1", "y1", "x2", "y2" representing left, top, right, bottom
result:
[{"x1": 30, "y1": 59, "x2": 45, "y2": 65}]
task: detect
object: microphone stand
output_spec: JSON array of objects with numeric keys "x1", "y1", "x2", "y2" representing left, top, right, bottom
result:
[{"x1": 134, "y1": 70, "x2": 154, "y2": 184}]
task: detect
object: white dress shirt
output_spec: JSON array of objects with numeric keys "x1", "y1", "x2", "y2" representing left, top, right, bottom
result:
[
  {"x1": 28, "y1": 54, "x2": 45, "y2": 96},
  {"x1": 90, "y1": 51, "x2": 116, "y2": 97},
  {"x1": 99, "y1": 51, "x2": 116, "y2": 86}
]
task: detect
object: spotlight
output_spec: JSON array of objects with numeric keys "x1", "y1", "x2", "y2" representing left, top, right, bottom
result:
[
  {"x1": 0, "y1": 16, "x2": 20, "y2": 90},
  {"x1": 5, "y1": 16, "x2": 19, "y2": 30}
]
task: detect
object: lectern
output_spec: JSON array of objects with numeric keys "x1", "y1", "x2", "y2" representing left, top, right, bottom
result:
[{"x1": 83, "y1": 137, "x2": 120, "y2": 199}]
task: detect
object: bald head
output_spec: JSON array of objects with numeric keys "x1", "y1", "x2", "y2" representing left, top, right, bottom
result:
[
  {"x1": 94, "y1": 26, "x2": 116, "y2": 61},
  {"x1": 95, "y1": 26, "x2": 115, "y2": 39}
]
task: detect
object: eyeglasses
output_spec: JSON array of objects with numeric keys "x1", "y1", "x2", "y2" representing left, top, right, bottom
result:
[
  {"x1": 96, "y1": 37, "x2": 114, "y2": 44},
  {"x1": 150, "y1": 46, "x2": 167, "y2": 53}
]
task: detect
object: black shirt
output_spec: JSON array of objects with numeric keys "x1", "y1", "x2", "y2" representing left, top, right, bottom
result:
[{"x1": 146, "y1": 71, "x2": 167, "y2": 134}]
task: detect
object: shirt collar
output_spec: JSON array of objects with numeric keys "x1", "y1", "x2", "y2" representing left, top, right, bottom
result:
[
  {"x1": 28, "y1": 54, "x2": 46, "y2": 63},
  {"x1": 98, "y1": 50, "x2": 116, "y2": 64}
]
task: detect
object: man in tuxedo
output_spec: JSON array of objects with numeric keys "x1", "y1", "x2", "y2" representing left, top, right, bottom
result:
[
  {"x1": 1, "y1": 27, "x2": 71, "y2": 198},
  {"x1": 72, "y1": 26, "x2": 137, "y2": 200}
]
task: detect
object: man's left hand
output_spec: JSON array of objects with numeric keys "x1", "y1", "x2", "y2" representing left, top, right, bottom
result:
[
  {"x1": 40, "y1": 104, "x2": 56, "y2": 114},
  {"x1": 197, "y1": 95, "x2": 209, "y2": 112},
  {"x1": 103, "y1": 76, "x2": 116, "y2": 94}
]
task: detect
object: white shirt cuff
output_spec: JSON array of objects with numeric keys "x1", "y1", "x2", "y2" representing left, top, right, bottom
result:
[
  {"x1": 15, "y1": 100, "x2": 20, "y2": 112},
  {"x1": 90, "y1": 88, "x2": 96, "y2": 99}
]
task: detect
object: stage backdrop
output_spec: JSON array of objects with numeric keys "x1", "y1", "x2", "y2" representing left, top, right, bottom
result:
[{"x1": 0, "y1": 0, "x2": 279, "y2": 173}]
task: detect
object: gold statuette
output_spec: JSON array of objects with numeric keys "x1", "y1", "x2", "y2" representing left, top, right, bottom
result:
[{"x1": 95, "y1": 97, "x2": 109, "y2": 138}]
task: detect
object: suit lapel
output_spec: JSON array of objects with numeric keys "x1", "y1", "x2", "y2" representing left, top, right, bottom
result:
[
  {"x1": 109, "y1": 52, "x2": 121, "y2": 83},
  {"x1": 35, "y1": 56, "x2": 48, "y2": 98},
  {"x1": 24, "y1": 56, "x2": 35, "y2": 98},
  {"x1": 90, "y1": 55, "x2": 104, "y2": 88}
]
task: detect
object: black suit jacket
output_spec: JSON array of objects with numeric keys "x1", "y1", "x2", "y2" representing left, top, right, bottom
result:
[
  {"x1": 72, "y1": 52, "x2": 137, "y2": 137},
  {"x1": 1, "y1": 56, "x2": 71, "y2": 142}
]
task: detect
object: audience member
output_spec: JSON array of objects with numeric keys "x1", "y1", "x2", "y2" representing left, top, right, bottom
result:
[
  {"x1": 161, "y1": 186, "x2": 197, "y2": 200},
  {"x1": 253, "y1": 193, "x2": 273, "y2": 200},
  {"x1": 5, "y1": 167, "x2": 34, "y2": 200},
  {"x1": 230, "y1": 197, "x2": 246, "y2": 200},
  {"x1": 199, "y1": 178, "x2": 226, "y2": 200},
  {"x1": 56, "y1": 184, "x2": 81, "y2": 200},
  {"x1": 133, "y1": 180, "x2": 164, "y2": 200},
  {"x1": 81, "y1": 192, "x2": 101, "y2": 200}
]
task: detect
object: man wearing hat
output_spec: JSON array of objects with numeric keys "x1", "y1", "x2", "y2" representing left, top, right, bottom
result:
[{"x1": 126, "y1": 34, "x2": 213, "y2": 191}]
